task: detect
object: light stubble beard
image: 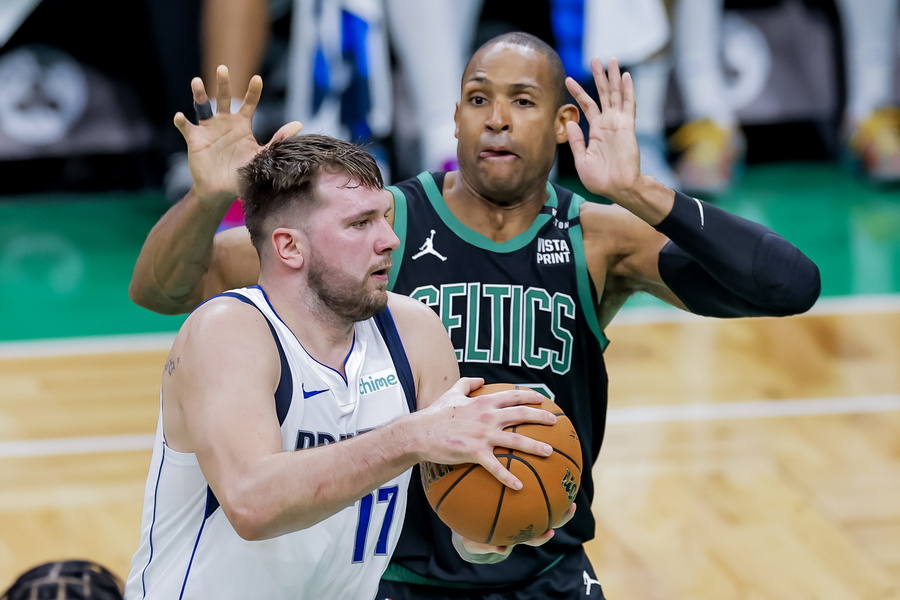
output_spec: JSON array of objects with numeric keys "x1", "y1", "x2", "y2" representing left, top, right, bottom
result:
[{"x1": 306, "y1": 251, "x2": 389, "y2": 324}]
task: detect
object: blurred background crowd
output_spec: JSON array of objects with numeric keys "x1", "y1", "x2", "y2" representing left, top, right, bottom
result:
[{"x1": 0, "y1": 0, "x2": 898, "y2": 200}]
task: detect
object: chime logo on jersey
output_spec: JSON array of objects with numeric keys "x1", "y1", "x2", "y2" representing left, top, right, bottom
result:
[
  {"x1": 358, "y1": 368, "x2": 400, "y2": 396},
  {"x1": 409, "y1": 282, "x2": 575, "y2": 375},
  {"x1": 536, "y1": 238, "x2": 571, "y2": 264}
]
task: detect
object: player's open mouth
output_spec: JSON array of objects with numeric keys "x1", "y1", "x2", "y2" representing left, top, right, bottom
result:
[{"x1": 370, "y1": 264, "x2": 391, "y2": 279}]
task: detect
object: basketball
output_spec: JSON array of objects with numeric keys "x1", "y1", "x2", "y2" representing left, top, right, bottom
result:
[{"x1": 420, "y1": 383, "x2": 582, "y2": 546}]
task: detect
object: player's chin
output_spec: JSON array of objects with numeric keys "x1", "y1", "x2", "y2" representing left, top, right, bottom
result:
[
  {"x1": 369, "y1": 289, "x2": 389, "y2": 311},
  {"x1": 476, "y1": 169, "x2": 531, "y2": 204},
  {"x1": 368, "y1": 279, "x2": 389, "y2": 298}
]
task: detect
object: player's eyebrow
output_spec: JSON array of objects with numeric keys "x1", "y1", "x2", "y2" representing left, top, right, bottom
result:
[
  {"x1": 348, "y1": 208, "x2": 379, "y2": 221},
  {"x1": 507, "y1": 82, "x2": 539, "y2": 94},
  {"x1": 464, "y1": 77, "x2": 540, "y2": 95}
]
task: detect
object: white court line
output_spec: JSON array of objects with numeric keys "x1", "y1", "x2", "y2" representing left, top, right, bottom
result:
[
  {"x1": 607, "y1": 293, "x2": 900, "y2": 326},
  {"x1": 606, "y1": 394, "x2": 900, "y2": 424},
  {"x1": 2, "y1": 395, "x2": 898, "y2": 459},
  {"x1": 0, "y1": 333, "x2": 177, "y2": 359},
  {"x1": 0, "y1": 434, "x2": 156, "y2": 459}
]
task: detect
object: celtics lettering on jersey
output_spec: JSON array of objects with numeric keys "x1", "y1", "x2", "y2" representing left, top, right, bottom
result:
[{"x1": 409, "y1": 282, "x2": 575, "y2": 375}]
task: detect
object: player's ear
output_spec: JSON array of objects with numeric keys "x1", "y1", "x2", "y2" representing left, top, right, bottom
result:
[
  {"x1": 556, "y1": 103, "x2": 580, "y2": 144},
  {"x1": 272, "y1": 228, "x2": 305, "y2": 269},
  {"x1": 454, "y1": 102, "x2": 461, "y2": 139}
]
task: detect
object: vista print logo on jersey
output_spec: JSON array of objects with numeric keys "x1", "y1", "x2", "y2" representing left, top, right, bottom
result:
[{"x1": 536, "y1": 238, "x2": 571, "y2": 264}]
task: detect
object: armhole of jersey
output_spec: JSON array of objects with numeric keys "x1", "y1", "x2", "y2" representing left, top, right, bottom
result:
[
  {"x1": 386, "y1": 185, "x2": 407, "y2": 291},
  {"x1": 193, "y1": 292, "x2": 296, "y2": 524},
  {"x1": 567, "y1": 197, "x2": 610, "y2": 350},
  {"x1": 373, "y1": 307, "x2": 417, "y2": 413},
  {"x1": 217, "y1": 292, "x2": 294, "y2": 424}
]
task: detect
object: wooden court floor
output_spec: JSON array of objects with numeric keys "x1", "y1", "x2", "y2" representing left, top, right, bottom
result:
[{"x1": 0, "y1": 299, "x2": 898, "y2": 599}]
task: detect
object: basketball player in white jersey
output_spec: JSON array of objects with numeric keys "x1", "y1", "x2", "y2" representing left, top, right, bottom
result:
[{"x1": 123, "y1": 134, "x2": 558, "y2": 599}]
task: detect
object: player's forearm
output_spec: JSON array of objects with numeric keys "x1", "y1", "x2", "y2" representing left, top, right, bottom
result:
[
  {"x1": 223, "y1": 416, "x2": 425, "y2": 541},
  {"x1": 654, "y1": 191, "x2": 821, "y2": 317},
  {"x1": 129, "y1": 187, "x2": 235, "y2": 314},
  {"x1": 603, "y1": 173, "x2": 676, "y2": 225}
]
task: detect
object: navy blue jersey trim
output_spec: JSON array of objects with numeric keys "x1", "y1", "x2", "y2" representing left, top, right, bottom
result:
[
  {"x1": 194, "y1": 292, "x2": 294, "y2": 531},
  {"x1": 179, "y1": 508, "x2": 210, "y2": 599},
  {"x1": 203, "y1": 486, "x2": 220, "y2": 520},
  {"x1": 218, "y1": 291, "x2": 293, "y2": 425},
  {"x1": 373, "y1": 307, "x2": 416, "y2": 412},
  {"x1": 139, "y1": 441, "x2": 168, "y2": 598}
]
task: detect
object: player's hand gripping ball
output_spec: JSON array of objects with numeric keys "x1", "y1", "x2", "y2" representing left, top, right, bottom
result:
[{"x1": 420, "y1": 383, "x2": 582, "y2": 546}]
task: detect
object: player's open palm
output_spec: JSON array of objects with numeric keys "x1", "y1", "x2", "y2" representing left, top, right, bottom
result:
[
  {"x1": 565, "y1": 57, "x2": 641, "y2": 199},
  {"x1": 173, "y1": 65, "x2": 303, "y2": 205}
]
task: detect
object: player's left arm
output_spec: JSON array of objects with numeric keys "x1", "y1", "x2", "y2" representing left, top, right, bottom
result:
[
  {"x1": 580, "y1": 192, "x2": 822, "y2": 318},
  {"x1": 567, "y1": 57, "x2": 821, "y2": 318}
]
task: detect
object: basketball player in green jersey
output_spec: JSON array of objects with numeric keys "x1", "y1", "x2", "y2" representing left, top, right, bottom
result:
[{"x1": 130, "y1": 33, "x2": 820, "y2": 599}]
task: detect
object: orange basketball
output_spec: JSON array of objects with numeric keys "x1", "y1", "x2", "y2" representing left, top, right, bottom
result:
[{"x1": 420, "y1": 383, "x2": 582, "y2": 546}]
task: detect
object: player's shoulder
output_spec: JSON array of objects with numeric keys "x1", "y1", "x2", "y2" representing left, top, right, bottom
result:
[
  {"x1": 386, "y1": 291, "x2": 439, "y2": 323},
  {"x1": 385, "y1": 292, "x2": 447, "y2": 347},
  {"x1": 176, "y1": 293, "x2": 270, "y2": 348}
]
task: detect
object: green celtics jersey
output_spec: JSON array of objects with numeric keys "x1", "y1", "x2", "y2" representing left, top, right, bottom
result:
[{"x1": 386, "y1": 171, "x2": 610, "y2": 586}]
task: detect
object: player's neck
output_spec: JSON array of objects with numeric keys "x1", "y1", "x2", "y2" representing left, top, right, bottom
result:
[
  {"x1": 261, "y1": 280, "x2": 356, "y2": 375},
  {"x1": 443, "y1": 171, "x2": 548, "y2": 243}
]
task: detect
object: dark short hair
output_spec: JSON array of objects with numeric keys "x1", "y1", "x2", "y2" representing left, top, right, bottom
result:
[
  {"x1": 237, "y1": 134, "x2": 384, "y2": 251},
  {"x1": 1, "y1": 560, "x2": 123, "y2": 600},
  {"x1": 467, "y1": 31, "x2": 568, "y2": 109}
]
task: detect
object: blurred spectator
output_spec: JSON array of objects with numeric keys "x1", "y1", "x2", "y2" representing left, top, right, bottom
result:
[
  {"x1": 835, "y1": 0, "x2": 900, "y2": 184},
  {"x1": 669, "y1": 0, "x2": 900, "y2": 194},
  {"x1": 668, "y1": 0, "x2": 746, "y2": 197},
  {"x1": 166, "y1": 0, "x2": 487, "y2": 217},
  {"x1": 155, "y1": 0, "x2": 287, "y2": 213},
  {"x1": 385, "y1": 0, "x2": 483, "y2": 174},
  {"x1": 1, "y1": 560, "x2": 124, "y2": 600},
  {"x1": 551, "y1": 0, "x2": 679, "y2": 187},
  {"x1": 0, "y1": 0, "x2": 165, "y2": 194}
]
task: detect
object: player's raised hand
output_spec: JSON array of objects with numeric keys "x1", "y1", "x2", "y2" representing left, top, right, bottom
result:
[
  {"x1": 564, "y1": 58, "x2": 642, "y2": 199},
  {"x1": 172, "y1": 65, "x2": 303, "y2": 205}
]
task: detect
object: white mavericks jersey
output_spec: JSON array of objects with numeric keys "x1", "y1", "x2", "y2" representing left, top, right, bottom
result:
[{"x1": 124, "y1": 286, "x2": 416, "y2": 600}]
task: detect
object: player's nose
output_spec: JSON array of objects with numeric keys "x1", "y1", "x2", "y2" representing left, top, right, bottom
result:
[{"x1": 376, "y1": 219, "x2": 399, "y2": 254}]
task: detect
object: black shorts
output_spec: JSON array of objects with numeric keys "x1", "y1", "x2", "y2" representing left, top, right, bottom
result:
[{"x1": 375, "y1": 550, "x2": 606, "y2": 600}]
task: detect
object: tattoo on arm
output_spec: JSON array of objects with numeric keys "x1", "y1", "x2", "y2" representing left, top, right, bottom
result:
[{"x1": 164, "y1": 357, "x2": 179, "y2": 376}]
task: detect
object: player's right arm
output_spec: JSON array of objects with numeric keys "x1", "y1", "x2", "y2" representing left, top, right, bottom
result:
[
  {"x1": 128, "y1": 66, "x2": 301, "y2": 314},
  {"x1": 386, "y1": 292, "x2": 555, "y2": 488},
  {"x1": 164, "y1": 295, "x2": 555, "y2": 541}
]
